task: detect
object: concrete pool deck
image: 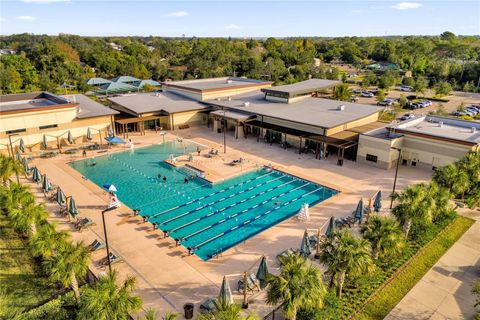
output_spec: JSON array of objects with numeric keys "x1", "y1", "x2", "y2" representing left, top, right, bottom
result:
[{"x1": 26, "y1": 127, "x2": 432, "y2": 318}]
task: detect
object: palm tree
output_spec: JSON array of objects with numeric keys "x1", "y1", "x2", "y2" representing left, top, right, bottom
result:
[
  {"x1": 162, "y1": 311, "x2": 178, "y2": 320},
  {"x1": 77, "y1": 270, "x2": 142, "y2": 320},
  {"x1": 266, "y1": 253, "x2": 326, "y2": 320},
  {"x1": 361, "y1": 215, "x2": 406, "y2": 260},
  {"x1": 196, "y1": 300, "x2": 259, "y2": 320},
  {"x1": 29, "y1": 220, "x2": 70, "y2": 258},
  {"x1": 332, "y1": 83, "x2": 352, "y2": 102},
  {"x1": 391, "y1": 183, "x2": 436, "y2": 237},
  {"x1": 43, "y1": 241, "x2": 90, "y2": 304},
  {"x1": 319, "y1": 230, "x2": 374, "y2": 298},
  {"x1": 433, "y1": 163, "x2": 470, "y2": 199},
  {"x1": 0, "y1": 155, "x2": 24, "y2": 185},
  {"x1": 8, "y1": 201, "x2": 47, "y2": 236},
  {"x1": 0, "y1": 183, "x2": 34, "y2": 215}
]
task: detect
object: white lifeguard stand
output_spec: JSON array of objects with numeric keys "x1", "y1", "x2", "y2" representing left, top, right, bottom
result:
[{"x1": 297, "y1": 203, "x2": 310, "y2": 221}]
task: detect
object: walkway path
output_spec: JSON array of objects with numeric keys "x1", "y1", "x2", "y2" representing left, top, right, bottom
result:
[{"x1": 386, "y1": 209, "x2": 480, "y2": 320}]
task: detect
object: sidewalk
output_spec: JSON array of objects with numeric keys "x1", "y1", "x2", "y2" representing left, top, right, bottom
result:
[{"x1": 386, "y1": 209, "x2": 480, "y2": 320}]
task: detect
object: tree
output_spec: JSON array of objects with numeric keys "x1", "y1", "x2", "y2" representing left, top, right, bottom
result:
[
  {"x1": 8, "y1": 200, "x2": 47, "y2": 236},
  {"x1": 361, "y1": 215, "x2": 406, "y2": 260},
  {"x1": 440, "y1": 31, "x2": 456, "y2": 41},
  {"x1": 433, "y1": 163, "x2": 470, "y2": 198},
  {"x1": 29, "y1": 220, "x2": 69, "y2": 258},
  {"x1": 0, "y1": 182, "x2": 34, "y2": 216},
  {"x1": 78, "y1": 270, "x2": 142, "y2": 319},
  {"x1": 376, "y1": 90, "x2": 386, "y2": 103},
  {"x1": 332, "y1": 83, "x2": 352, "y2": 102},
  {"x1": 398, "y1": 94, "x2": 408, "y2": 108},
  {"x1": 413, "y1": 77, "x2": 428, "y2": 96},
  {"x1": 463, "y1": 81, "x2": 476, "y2": 93},
  {"x1": 0, "y1": 155, "x2": 24, "y2": 186},
  {"x1": 44, "y1": 241, "x2": 90, "y2": 304},
  {"x1": 266, "y1": 253, "x2": 326, "y2": 320},
  {"x1": 196, "y1": 300, "x2": 259, "y2": 320},
  {"x1": 391, "y1": 184, "x2": 436, "y2": 237},
  {"x1": 435, "y1": 81, "x2": 452, "y2": 96},
  {"x1": 319, "y1": 230, "x2": 374, "y2": 298}
]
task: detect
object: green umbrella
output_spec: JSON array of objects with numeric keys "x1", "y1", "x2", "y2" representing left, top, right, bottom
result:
[
  {"x1": 19, "y1": 138, "x2": 25, "y2": 153},
  {"x1": 373, "y1": 191, "x2": 382, "y2": 212},
  {"x1": 23, "y1": 158, "x2": 31, "y2": 175},
  {"x1": 325, "y1": 216, "x2": 335, "y2": 239},
  {"x1": 256, "y1": 256, "x2": 269, "y2": 290},
  {"x1": 32, "y1": 167, "x2": 41, "y2": 183},
  {"x1": 55, "y1": 187, "x2": 66, "y2": 206},
  {"x1": 218, "y1": 276, "x2": 234, "y2": 305},
  {"x1": 42, "y1": 174, "x2": 52, "y2": 193},
  {"x1": 354, "y1": 199, "x2": 365, "y2": 224},
  {"x1": 68, "y1": 197, "x2": 78, "y2": 218},
  {"x1": 15, "y1": 150, "x2": 21, "y2": 161},
  {"x1": 42, "y1": 135, "x2": 48, "y2": 149},
  {"x1": 86, "y1": 128, "x2": 93, "y2": 140},
  {"x1": 300, "y1": 230, "x2": 311, "y2": 258},
  {"x1": 67, "y1": 131, "x2": 73, "y2": 144}
]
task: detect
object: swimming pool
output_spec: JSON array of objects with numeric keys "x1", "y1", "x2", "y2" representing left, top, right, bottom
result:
[{"x1": 70, "y1": 140, "x2": 337, "y2": 260}]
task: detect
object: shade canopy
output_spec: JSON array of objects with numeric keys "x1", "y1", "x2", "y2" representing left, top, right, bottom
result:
[
  {"x1": 373, "y1": 191, "x2": 382, "y2": 212},
  {"x1": 103, "y1": 184, "x2": 117, "y2": 192},
  {"x1": 19, "y1": 138, "x2": 25, "y2": 153},
  {"x1": 354, "y1": 199, "x2": 365, "y2": 223},
  {"x1": 68, "y1": 197, "x2": 78, "y2": 217},
  {"x1": 67, "y1": 131, "x2": 73, "y2": 144},
  {"x1": 32, "y1": 167, "x2": 41, "y2": 183},
  {"x1": 218, "y1": 276, "x2": 234, "y2": 305},
  {"x1": 56, "y1": 187, "x2": 66, "y2": 206},
  {"x1": 42, "y1": 174, "x2": 51, "y2": 193},
  {"x1": 42, "y1": 135, "x2": 48, "y2": 149},
  {"x1": 105, "y1": 136, "x2": 126, "y2": 144},
  {"x1": 300, "y1": 230, "x2": 311, "y2": 257},
  {"x1": 256, "y1": 256, "x2": 269, "y2": 290},
  {"x1": 325, "y1": 216, "x2": 335, "y2": 238},
  {"x1": 87, "y1": 128, "x2": 93, "y2": 140}
]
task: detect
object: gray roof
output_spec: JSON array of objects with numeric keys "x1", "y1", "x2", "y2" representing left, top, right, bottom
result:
[
  {"x1": 108, "y1": 92, "x2": 208, "y2": 115},
  {"x1": 111, "y1": 75, "x2": 141, "y2": 83},
  {"x1": 162, "y1": 77, "x2": 271, "y2": 92},
  {"x1": 210, "y1": 109, "x2": 254, "y2": 121},
  {"x1": 86, "y1": 77, "x2": 112, "y2": 86},
  {"x1": 0, "y1": 92, "x2": 72, "y2": 113},
  {"x1": 66, "y1": 94, "x2": 119, "y2": 119},
  {"x1": 390, "y1": 115, "x2": 480, "y2": 144},
  {"x1": 206, "y1": 92, "x2": 382, "y2": 129},
  {"x1": 262, "y1": 79, "x2": 341, "y2": 97}
]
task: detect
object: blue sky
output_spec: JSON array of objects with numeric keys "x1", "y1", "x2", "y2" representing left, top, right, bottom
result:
[{"x1": 0, "y1": 1, "x2": 479, "y2": 37}]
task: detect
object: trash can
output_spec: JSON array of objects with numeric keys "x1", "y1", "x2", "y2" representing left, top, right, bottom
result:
[{"x1": 184, "y1": 303, "x2": 194, "y2": 319}]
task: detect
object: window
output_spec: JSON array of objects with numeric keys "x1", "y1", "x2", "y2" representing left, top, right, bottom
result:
[
  {"x1": 39, "y1": 124, "x2": 58, "y2": 130},
  {"x1": 366, "y1": 154, "x2": 378, "y2": 163},
  {"x1": 6, "y1": 128, "x2": 26, "y2": 134}
]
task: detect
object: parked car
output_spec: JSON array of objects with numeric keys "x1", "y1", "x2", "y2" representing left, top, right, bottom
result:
[
  {"x1": 465, "y1": 107, "x2": 479, "y2": 115},
  {"x1": 399, "y1": 85, "x2": 414, "y2": 92},
  {"x1": 408, "y1": 102, "x2": 421, "y2": 109},
  {"x1": 351, "y1": 95, "x2": 359, "y2": 102},
  {"x1": 423, "y1": 100, "x2": 433, "y2": 107},
  {"x1": 352, "y1": 88, "x2": 363, "y2": 94},
  {"x1": 400, "y1": 113, "x2": 415, "y2": 121},
  {"x1": 406, "y1": 95, "x2": 417, "y2": 100},
  {"x1": 377, "y1": 98, "x2": 394, "y2": 106},
  {"x1": 361, "y1": 91, "x2": 374, "y2": 97}
]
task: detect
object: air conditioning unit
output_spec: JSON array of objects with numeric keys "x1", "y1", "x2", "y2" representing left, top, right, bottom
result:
[
  {"x1": 227, "y1": 97, "x2": 232, "y2": 101},
  {"x1": 472, "y1": 127, "x2": 476, "y2": 133},
  {"x1": 439, "y1": 121, "x2": 443, "y2": 127},
  {"x1": 337, "y1": 105, "x2": 345, "y2": 111},
  {"x1": 226, "y1": 79, "x2": 233, "y2": 84},
  {"x1": 243, "y1": 102, "x2": 250, "y2": 107}
]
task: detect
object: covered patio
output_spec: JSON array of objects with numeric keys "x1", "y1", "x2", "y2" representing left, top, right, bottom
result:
[
  {"x1": 209, "y1": 109, "x2": 255, "y2": 139},
  {"x1": 114, "y1": 115, "x2": 169, "y2": 138}
]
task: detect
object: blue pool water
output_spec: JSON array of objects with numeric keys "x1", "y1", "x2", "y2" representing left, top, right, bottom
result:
[{"x1": 69, "y1": 140, "x2": 337, "y2": 260}]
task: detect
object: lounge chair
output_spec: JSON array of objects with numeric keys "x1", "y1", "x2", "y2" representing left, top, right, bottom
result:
[
  {"x1": 276, "y1": 248, "x2": 297, "y2": 261},
  {"x1": 100, "y1": 252, "x2": 123, "y2": 267},
  {"x1": 229, "y1": 158, "x2": 243, "y2": 166},
  {"x1": 76, "y1": 217, "x2": 96, "y2": 231},
  {"x1": 199, "y1": 298, "x2": 216, "y2": 313},
  {"x1": 237, "y1": 273, "x2": 260, "y2": 294},
  {"x1": 87, "y1": 239, "x2": 105, "y2": 252}
]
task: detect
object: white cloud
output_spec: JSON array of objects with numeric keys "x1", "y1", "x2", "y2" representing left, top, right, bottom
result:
[
  {"x1": 391, "y1": 2, "x2": 423, "y2": 10},
  {"x1": 16, "y1": 15, "x2": 37, "y2": 21},
  {"x1": 225, "y1": 24, "x2": 240, "y2": 30},
  {"x1": 22, "y1": 0, "x2": 70, "y2": 3},
  {"x1": 166, "y1": 11, "x2": 188, "y2": 17}
]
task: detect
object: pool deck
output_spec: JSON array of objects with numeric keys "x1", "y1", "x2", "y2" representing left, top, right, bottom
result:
[{"x1": 26, "y1": 127, "x2": 432, "y2": 318}]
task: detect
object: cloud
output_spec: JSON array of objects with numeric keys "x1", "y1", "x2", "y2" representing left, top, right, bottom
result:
[
  {"x1": 391, "y1": 2, "x2": 423, "y2": 10},
  {"x1": 166, "y1": 11, "x2": 188, "y2": 17},
  {"x1": 22, "y1": 0, "x2": 70, "y2": 3},
  {"x1": 225, "y1": 24, "x2": 240, "y2": 30},
  {"x1": 16, "y1": 15, "x2": 37, "y2": 21},
  {"x1": 349, "y1": 9, "x2": 362, "y2": 14}
]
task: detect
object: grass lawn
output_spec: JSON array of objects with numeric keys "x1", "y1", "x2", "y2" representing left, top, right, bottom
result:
[
  {"x1": 0, "y1": 215, "x2": 54, "y2": 317},
  {"x1": 357, "y1": 215, "x2": 475, "y2": 320}
]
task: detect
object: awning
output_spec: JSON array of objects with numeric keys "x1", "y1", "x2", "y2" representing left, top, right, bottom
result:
[
  {"x1": 115, "y1": 115, "x2": 168, "y2": 125},
  {"x1": 210, "y1": 110, "x2": 255, "y2": 122}
]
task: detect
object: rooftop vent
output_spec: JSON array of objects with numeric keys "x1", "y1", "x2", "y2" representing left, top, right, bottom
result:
[
  {"x1": 243, "y1": 102, "x2": 250, "y2": 107},
  {"x1": 77, "y1": 106, "x2": 82, "y2": 113},
  {"x1": 337, "y1": 105, "x2": 345, "y2": 111},
  {"x1": 439, "y1": 121, "x2": 443, "y2": 127},
  {"x1": 226, "y1": 79, "x2": 233, "y2": 84},
  {"x1": 216, "y1": 98, "x2": 221, "y2": 101},
  {"x1": 227, "y1": 97, "x2": 232, "y2": 101},
  {"x1": 472, "y1": 127, "x2": 477, "y2": 133}
]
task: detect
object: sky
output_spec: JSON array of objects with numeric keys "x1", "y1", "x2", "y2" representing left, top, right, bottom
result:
[{"x1": 0, "y1": 0, "x2": 479, "y2": 37}]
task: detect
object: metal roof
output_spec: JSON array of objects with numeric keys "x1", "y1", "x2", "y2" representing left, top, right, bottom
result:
[
  {"x1": 86, "y1": 77, "x2": 112, "y2": 86},
  {"x1": 66, "y1": 94, "x2": 119, "y2": 119},
  {"x1": 111, "y1": 75, "x2": 141, "y2": 83},
  {"x1": 0, "y1": 92, "x2": 74, "y2": 114},
  {"x1": 108, "y1": 91, "x2": 209, "y2": 115},
  {"x1": 207, "y1": 92, "x2": 382, "y2": 129},
  {"x1": 210, "y1": 109, "x2": 254, "y2": 121},
  {"x1": 96, "y1": 82, "x2": 139, "y2": 94},
  {"x1": 261, "y1": 79, "x2": 341, "y2": 97},
  {"x1": 131, "y1": 79, "x2": 161, "y2": 88},
  {"x1": 162, "y1": 77, "x2": 272, "y2": 92}
]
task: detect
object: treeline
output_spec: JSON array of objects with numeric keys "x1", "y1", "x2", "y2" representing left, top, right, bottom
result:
[{"x1": 0, "y1": 31, "x2": 479, "y2": 94}]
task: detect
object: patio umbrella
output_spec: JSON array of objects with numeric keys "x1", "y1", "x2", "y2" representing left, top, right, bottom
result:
[
  {"x1": 373, "y1": 191, "x2": 382, "y2": 212},
  {"x1": 103, "y1": 184, "x2": 117, "y2": 192},
  {"x1": 42, "y1": 135, "x2": 48, "y2": 149},
  {"x1": 68, "y1": 197, "x2": 78, "y2": 218},
  {"x1": 87, "y1": 128, "x2": 93, "y2": 140},
  {"x1": 15, "y1": 150, "x2": 21, "y2": 161},
  {"x1": 42, "y1": 174, "x2": 51, "y2": 193},
  {"x1": 67, "y1": 131, "x2": 73, "y2": 144},
  {"x1": 325, "y1": 216, "x2": 335, "y2": 239},
  {"x1": 32, "y1": 167, "x2": 41, "y2": 183},
  {"x1": 108, "y1": 127, "x2": 113, "y2": 137},
  {"x1": 300, "y1": 230, "x2": 311, "y2": 257},
  {"x1": 55, "y1": 187, "x2": 66, "y2": 206},
  {"x1": 354, "y1": 199, "x2": 365, "y2": 224},
  {"x1": 256, "y1": 256, "x2": 269, "y2": 290},
  {"x1": 19, "y1": 138, "x2": 25, "y2": 153},
  {"x1": 218, "y1": 276, "x2": 234, "y2": 305},
  {"x1": 23, "y1": 158, "x2": 31, "y2": 175}
]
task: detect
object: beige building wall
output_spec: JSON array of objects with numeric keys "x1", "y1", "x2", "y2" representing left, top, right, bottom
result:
[
  {"x1": 357, "y1": 134, "x2": 402, "y2": 169},
  {"x1": 260, "y1": 116, "x2": 326, "y2": 136},
  {"x1": 171, "y1": 110, "x2": 204, "y2": 129},
  {"x1": 164, "y1": 83, "x2": 272, "y2": 102},
  {"x1": 326, "y1": 112, "x2": 379, "y2": 136}
]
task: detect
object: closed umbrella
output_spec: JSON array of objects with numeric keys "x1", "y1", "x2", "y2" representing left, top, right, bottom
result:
[
  {"x1": 15, "y1": 150, "x2": 21, "y2": 161},
  {"x1": 300, "y1": 230, "x2": 311, "y2": 257},
  {"x1": 373, "y1": 191, "x2": 382, "y2": 212},
  {"x1": 218, "y1": 276, "x2": 234, "y2": 305},
  {"x1": 256, "y1": 256, "x2": 269, "y2": 290},
  {"x1": 42, "y1": 174, "x2": 51, "y2": 193},
  {"x1": 55, "y1": 187, "x2": 66, "y2": 206},
  {"x1": 19, "y1": 138, "x2": 25, "y2": 153},
  {"x1": 87, "y1": 128, "x2": 93, "y2": 140},
  {"x1": 354, "y1": 199, "x2": 365, "y2": 224},
  {"x1": 32, "y1": 167, "x2": 41, "y2": 183},
  {"x1": 68, "y1": 197, "x2": 78, "y2": 218},
  {"x1": 325, "y1": 216, "x2": 335, "y2": 239},
  {"x1": 67, "y1": 131, "x2": 73, "y2": 144},
  {"x1": 42, "y1": 135, "x2": 48, "y2": 149},
  {"x1": 23, "y1": 158, "x2": 31, "y2": 175}
]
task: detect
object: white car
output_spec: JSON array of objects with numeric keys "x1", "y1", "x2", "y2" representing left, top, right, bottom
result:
[
  {"x1": 361, "y1": 91, "x2": 374, "y2": 97},
  {"x1": 400, "y1": 85, "x2": 414, "y2": 92}
]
